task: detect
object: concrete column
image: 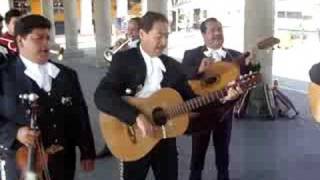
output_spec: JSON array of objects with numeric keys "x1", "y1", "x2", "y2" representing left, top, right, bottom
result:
[
  {"x1": 115, "y1": 0, "x2": 128, "y2": 36},
  {"x1": 63, "y1": 0, "x2": 83, "y2": 56},
  {"x1": 80, "y1": 0, "x2": 94, "y2": 35},
  {"x1": 41, "y1": 0, "x2": 57, "y2": 44},
  {"x1": 94, "y1": 0, "x2": 112, "y2": 67},
  {"x1": 244, "y1": 0, "x2": 275, "y2": 85},
  {"x1": 141, "y1": 0, "x2": 168, "y2": 17},
  {"x1": 9, "y1": 0, "x2": 14, "y2": 8}
]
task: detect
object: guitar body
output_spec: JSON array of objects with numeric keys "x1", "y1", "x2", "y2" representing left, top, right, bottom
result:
[
  {"x1": 99, "y1": 72, "x2": 260, "y2": 161},
  {"x1": 308, "y1": 82, "x2": 320, "y2": 123},
  {"x1": 188, "y1": 62, "x2": 240, "y2": 95},
  {"x1": 99, "y1": 88, "x2": 189, "y2": 161},
  {"x1": 188, "y1": 37, "x2": 280, "y2": 96}
]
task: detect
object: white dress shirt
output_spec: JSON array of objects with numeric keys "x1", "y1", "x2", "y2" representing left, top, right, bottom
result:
[
  {"x1": 203, "y1": 47, "x2": 227, "y2": 62},
  {"x1": 20, "y1": 55, "x2": 60, "y2": 92},
  {"x1": 135, "y1": 46, "x2": 166, "y2": 98}
]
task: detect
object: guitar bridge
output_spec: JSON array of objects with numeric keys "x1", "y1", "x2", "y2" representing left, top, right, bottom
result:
[{"x1": 161, "y1": 125, "x2": 167, "y2": 139}]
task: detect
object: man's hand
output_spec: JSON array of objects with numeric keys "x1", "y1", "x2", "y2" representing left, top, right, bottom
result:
[
  {"x1": 220, "y1": 83, "x2": 243, "y2": 103},
  {"x1": 16, "y1": 126, "x2": 39, "y2": 147},
  {"x1": 81, "y1": 159, "x2": 95, "y2": 172},
  {"x1": 198, "y1": 58, "x2": 214, "y2": 73},
  {"x1": 136, "y1": 114, "x2": 158, "y2": 137}
]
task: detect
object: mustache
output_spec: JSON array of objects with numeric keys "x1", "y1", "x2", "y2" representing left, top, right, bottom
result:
[
  {"x1": 211, "y1": 40, "x2": 223, "y2": 46},
  {"x1": 156, "y1": 45, "x2": 166, "y2": 50},
  {"x1": 39, "y1": 49, "x2": 49, "y2": 54}
]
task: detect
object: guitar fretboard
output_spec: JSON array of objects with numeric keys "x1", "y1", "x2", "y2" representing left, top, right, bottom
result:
[
  {"x1": 166, "y1": 87, "x2": 228, "y2": 118},
  {"x1": 165, "y1": 74, "x2": 258, "y2": 118}
]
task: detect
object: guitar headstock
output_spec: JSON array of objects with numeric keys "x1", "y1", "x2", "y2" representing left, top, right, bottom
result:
[
  {"x1": 235, "y1": 72, "x2": 261, "y2": 92},
  {"x1": 256, "y1": 37, "x2": 280, "y2": 50}
]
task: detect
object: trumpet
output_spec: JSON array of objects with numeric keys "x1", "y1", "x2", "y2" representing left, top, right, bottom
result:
[
  {"x1": 104, "y1": 38, "x2": 130, "y2": 63},
  {"x1": 50, "y1": 47, "x2": 64, "y2": 61}
]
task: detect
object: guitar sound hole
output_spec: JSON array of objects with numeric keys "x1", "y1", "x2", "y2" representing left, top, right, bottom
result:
[
  {"x1": 152, "y1": 107, "x2": 167, "y2": 126},
  {"x1": 204, "y1": 76, "x2": 218, "y2": 84}
]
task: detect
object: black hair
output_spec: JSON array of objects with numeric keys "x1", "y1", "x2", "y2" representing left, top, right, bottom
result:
[
  {"x1": 5, "y1": 9, "x2": 21, "y2": 24},
  {"x1": 200, "y1": 17, "x2": 220, "y2": 34},
  {"x1": 140, "y1": 11, "x2": 168, "y2": 33},
  {"x1": 15, "y1": 14, "x2": 51, "y2": 37},
  {"x1": 129, "y1": 17, "x2": 141, "y2": 29}
]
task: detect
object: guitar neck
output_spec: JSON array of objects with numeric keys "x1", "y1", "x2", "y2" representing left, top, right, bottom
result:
[
  {"x1": 167, "y1": 87, "x2": 228, "y2": 117},
  {"x1": 233, "y1": 36, "x2": 280, "y2": 66},
  {"x1": 166, "y1": 73, "x2": 259, "y2": 118}
]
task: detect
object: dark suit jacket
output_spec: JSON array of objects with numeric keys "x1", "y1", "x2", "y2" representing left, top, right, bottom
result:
[
  {"x1": 182, "y1": 46, "x2": 249, "y2": 123},
  {"x1": 0, "y1": 55, "x2": 95, "y2": 160},
  {"x1": 95, "y1": 48, "x2": 195, "y2": 125}
]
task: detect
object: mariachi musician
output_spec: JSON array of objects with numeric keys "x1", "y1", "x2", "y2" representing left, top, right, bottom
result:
[
  {"x1": 103, "y1": 17, "x2": 141, "y2": 63},
  {"x1": 95, "y1": 12, "x2": 242, "y2": 180},
  {"x1": 182, "y1": 17, "x2": 252, "y2": 180},
  {"x1": 0, "y1": 9, "x2": 21, "y2": 55},
  {"x1": 0, "y1": 15, "x2": 95, "y2": 180}
]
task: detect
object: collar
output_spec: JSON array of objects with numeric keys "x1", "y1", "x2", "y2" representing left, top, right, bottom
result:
[
  {"x1": 204, "y1": 47, "x2": 227, "y2": 59},
  {"x1": 139, "y1": 45, "x2": 166, "y2": 74},
  {"x1": 2, "y1": 32, "x2": 15, "y2": 40},
  {"x1": 20, "y1": 55, "x2": 60, "y2": 79},
  {"x1": 128, "y1": 39, "x2": 140, "y2": 48}
]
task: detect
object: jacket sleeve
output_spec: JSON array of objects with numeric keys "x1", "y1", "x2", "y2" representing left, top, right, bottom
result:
[
  {"x1": 0, "y1": 117, "x2": 20, "y2": 150},
  {"x1": 181, "y1": 50, "x2": 201, "y2": 79},
  {"x1": 171, "y1": 60, "x2": 196, "y2": 101},
  {"x1": 309, "y1": 62, "x2": 320, "y2": 85},
  {"x1": 70, "y1": 71, "x2": 96, "y2": 160},
  {"x1": 0, "y1": 57, "x2": 21, "y2": 151},
  {"x1": 94, "y1": 53, "x2": 139, "y2": 125}
]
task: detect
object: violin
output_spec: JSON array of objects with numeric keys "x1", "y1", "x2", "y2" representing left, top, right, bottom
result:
[
  {"x1": 16, "y1": 93, "x2": 51, "y2": 180},
  {"x1": 16, "y1": 145, "x2": 49, "y2": 180}
]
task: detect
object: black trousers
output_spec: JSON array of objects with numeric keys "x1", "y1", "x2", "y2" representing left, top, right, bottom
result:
[
  {"x1": 189, "y1": 117, "x2": 232, "y2": 180},
  {"x1": 47, "y1": 147, "x2": 76, "y2": 180},
  {"x1": 121, "y1": 138, "x2": 178, "y2": 180},
  {"x1": 1, "y1": 150, "x2": 19, "y2": 180}
]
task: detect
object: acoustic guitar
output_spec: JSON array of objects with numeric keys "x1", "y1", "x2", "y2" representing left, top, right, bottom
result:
[
  {"x1": 308, "y1": 82, "x2": 320, "y2": 123},
  {"x1": 99, "y1": 73, "x2": 261, "y2": 161},
  {"x1": 189, "y1": 36, "x2": 280, "y2": 96}
]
